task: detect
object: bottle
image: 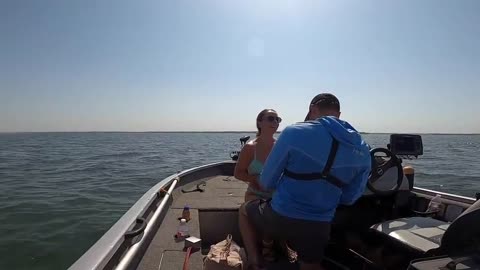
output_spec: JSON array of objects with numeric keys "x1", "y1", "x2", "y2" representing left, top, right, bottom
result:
[
  {"x1": 427, "y1": 194, "x2": 442, "y2": 213},
  {"x1": 176, "y1": 218, "x2": 190, "y2": 239},
  {"x1": 182, "y1": 205, "x2": 191, "y2": 221}
]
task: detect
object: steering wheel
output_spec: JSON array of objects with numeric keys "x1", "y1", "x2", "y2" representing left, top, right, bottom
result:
[{"x1": 367, "y1": 148, "x2": 404, "y2": 196}]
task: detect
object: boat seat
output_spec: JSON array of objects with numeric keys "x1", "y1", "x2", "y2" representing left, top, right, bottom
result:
[
  {"x1": 371, "y1": 198, "x2": 480, "y2": 255},
  {"x1": 371, "y1": 217, "x2": 449, "y2": 253}
]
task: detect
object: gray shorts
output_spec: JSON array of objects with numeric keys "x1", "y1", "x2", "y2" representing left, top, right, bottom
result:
[{"x1": 245, "y1": 199, "x2": 331, "y2": 264}]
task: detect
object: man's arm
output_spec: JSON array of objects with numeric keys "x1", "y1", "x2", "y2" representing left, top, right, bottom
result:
[
  {"x1": 259, "y1": 127, "x2": 293, "y2": 191},
  {"x1": 339, "y1": 166, "x2": 371, "y2": 205}
]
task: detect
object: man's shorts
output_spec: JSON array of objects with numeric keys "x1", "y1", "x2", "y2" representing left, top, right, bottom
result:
[{"x1": 244, "y1": 199, "x2": 331, "y2": 264}]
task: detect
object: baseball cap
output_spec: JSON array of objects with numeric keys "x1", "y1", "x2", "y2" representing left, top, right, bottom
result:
[{"x1": 304, "y1": 93, "x2": 340, "y2": 121}]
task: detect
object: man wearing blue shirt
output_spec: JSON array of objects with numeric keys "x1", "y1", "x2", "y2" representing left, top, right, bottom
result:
[{"x1": 239, "y1": 93, "x2": 372, "y2": 270}]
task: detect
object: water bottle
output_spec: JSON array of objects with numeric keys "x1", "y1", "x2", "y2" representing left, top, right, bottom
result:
[
  {"x1": 182, "y1": 205, "x2": 191, "y2": 221},
  {"x1": 177, "y1": 218, "x2": 190, "y2": 238},
  {"x1": 427, "y1": 194, "x2": 442, "y2": 213}
]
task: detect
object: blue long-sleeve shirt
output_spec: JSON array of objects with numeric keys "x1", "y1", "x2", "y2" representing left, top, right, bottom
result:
[{"x1": 259, "y1": 116, "x2": 372, "y2": 222}]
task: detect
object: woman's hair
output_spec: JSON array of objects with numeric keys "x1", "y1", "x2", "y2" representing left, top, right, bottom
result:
[{"x1": 256, "y1": 109, "x2": 276, "y2": 137}]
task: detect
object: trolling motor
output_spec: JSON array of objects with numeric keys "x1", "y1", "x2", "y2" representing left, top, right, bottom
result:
[
  {"x1": 230, "y1": 136, "x2": 251, "y2": 161},
  {"x1": 239, "y1": 136, "x2": 250, "y2": 146}
]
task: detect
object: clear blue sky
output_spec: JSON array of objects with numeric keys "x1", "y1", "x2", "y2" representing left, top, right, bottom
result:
[{"x1": 1, "y1": 0, "x2": 479, "y2": 133}]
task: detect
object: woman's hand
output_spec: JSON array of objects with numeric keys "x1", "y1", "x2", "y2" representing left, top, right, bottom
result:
[{"x1": 249, "y1": 177, "x2": 264, "y2": 191}]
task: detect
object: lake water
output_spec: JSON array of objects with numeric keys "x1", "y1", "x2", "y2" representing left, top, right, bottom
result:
[{"x1": 0, "y1": 132, "x2": 479, "y2": 270}]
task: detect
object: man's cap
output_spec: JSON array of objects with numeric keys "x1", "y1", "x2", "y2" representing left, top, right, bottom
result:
[{"x1": 304, "y1": 93, "x2": 340, "y2": 121}]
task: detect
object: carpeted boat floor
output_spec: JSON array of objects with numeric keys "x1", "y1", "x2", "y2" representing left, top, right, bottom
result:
[{"x1": 136, "y1": 175, "x2": 299, "y2": 270}]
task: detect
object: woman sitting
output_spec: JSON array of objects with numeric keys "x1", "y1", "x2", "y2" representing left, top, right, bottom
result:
[{"x1": 234, "y1": 109, "x2": 282, "y2": 266}]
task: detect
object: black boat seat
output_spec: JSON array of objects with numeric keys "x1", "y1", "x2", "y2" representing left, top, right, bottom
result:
[
  {"x1": 371, "y1": 217, "x2": 449, "y2": 253},
  {"x1": 371, "y1": 198, "x2": 480, "y2": 255}
]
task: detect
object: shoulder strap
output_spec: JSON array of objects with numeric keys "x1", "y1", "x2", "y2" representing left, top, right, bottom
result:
[
  {"x1": 322, "y1": 137, "x2": 339, "y2": 176},
  {"x1": 282, "y1": 137, "x2": 346, "y2": 188}
]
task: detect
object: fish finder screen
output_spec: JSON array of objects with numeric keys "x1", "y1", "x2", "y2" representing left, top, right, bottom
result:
[{"x1": 390, "y1": 134, "x2": 423, "y2": 156}]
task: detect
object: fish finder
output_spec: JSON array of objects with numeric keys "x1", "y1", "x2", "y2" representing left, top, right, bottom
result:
[{"x1": 389, "y1": 134, "x2": 423, "y2": 157}]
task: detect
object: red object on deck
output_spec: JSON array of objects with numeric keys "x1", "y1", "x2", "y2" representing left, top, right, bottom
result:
[{"x1": 182, "y1": 246, "x2": 193, "y2": 270}]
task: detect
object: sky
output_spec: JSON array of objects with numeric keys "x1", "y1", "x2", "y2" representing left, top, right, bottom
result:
[{"x1": 1, "y1": 0, "x2": 479, "y2": 133}]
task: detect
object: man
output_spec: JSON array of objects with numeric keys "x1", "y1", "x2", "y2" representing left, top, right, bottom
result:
[{"x1": 239, "y1": 93, "x2": 372, "y2": 270}]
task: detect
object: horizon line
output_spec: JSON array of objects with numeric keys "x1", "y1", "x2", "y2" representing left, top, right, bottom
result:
[{"x1": 1, "y1": 131, "x2": 479, "y2": 135}]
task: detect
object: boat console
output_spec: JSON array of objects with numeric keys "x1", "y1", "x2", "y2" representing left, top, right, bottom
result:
[{"x1": 364, "y1": 134, "x2": 423, "y2": 196}]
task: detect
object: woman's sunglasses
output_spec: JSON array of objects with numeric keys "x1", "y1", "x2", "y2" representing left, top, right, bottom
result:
[{"x1": 264, "y1": 116, "x2": 282, "y2": 123}]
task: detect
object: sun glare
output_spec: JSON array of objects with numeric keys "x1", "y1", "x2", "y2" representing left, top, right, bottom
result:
[
  {"x1": 216, "y1": 0, "x2": 328, "y2": 21},
  {"x1": 248, "y1": 0, "x2": 313, "y2": 19}
]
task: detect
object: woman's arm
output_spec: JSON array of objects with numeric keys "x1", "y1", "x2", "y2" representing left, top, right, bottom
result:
[{"x1": 234, "y1": 143, "x2": 258, "y2": 184}]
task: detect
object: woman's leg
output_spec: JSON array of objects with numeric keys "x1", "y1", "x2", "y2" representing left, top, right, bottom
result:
[
  {"x1": 244, "y1": 192, "x2": 276, "y2": 262},
  {"x1": 239, "y1": 198, "x2": 264, "y2": 269}
]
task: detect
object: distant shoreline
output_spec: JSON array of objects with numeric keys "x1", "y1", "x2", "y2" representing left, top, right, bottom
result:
[{"x1": 1, "y1": 131, "x2": 479, "y2": 135}]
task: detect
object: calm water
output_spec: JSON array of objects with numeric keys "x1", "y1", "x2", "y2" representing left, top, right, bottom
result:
[{"x1": 0, "y1": 133, "x2": 479, "y2": 270}]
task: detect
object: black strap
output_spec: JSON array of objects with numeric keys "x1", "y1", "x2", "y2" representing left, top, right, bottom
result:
[
  {"x1": 283, "y1": 137, "x2": 346, "y2": 188},
  {"x1": 181, "y1": 182, "x2": 206, "y2": 193},
  {"x1": 322, "y1": 138, "x2": 339, "y2": 176}
]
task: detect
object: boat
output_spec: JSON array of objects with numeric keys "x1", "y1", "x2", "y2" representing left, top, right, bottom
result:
[{"x1": 68, "y1": 134, "x2": 480, "y2": 270}]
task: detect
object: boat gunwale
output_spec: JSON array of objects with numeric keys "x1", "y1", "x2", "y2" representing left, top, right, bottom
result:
[
  {"x1": 413, "y1": 187, "x2": 476, "y2": 205},
  {"x1": 67, "y1": 161, "x2": 234, "y2": 270}
]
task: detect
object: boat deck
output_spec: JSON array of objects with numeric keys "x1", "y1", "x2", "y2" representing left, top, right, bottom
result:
[{"x1": 136, "y1": 175, "x2": 298, "y2": 270}]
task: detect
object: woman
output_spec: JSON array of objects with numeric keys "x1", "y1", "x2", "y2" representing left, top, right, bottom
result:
[
  {"x1": 234, "y1": 109, "x2": 281, "y2": 201},
  {"x1": 234, "y1": 109, "x2": 281, "y2": 267}
]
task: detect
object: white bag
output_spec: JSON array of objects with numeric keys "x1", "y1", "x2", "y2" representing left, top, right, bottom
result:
[{"x1": 203, "y1": 234, "x2": 243, "y2": 270}]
